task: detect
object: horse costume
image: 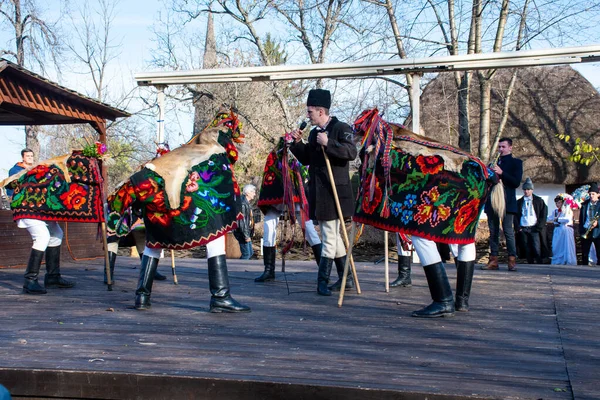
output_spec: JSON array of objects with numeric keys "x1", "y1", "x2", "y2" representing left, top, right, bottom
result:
[
  {"x1": 353, "y1": 108, "x2": 502, "y2": 317},
  {"x1": 106, "y1": 110, "x2": 249, "y2": 312},
  {"x1": 1, "y1": 151, "x2": 105, "y2": 293},
  {"x1": 255, "y1": 135, "x2": 322, "y2": 283}
]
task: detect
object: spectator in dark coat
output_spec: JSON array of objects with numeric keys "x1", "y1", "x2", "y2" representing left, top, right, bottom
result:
[
  {"x1": 515, "y1": 178, "x2": 548, "y2": 265},
  {"x1": 579, "y1": 183, "x2": 600, "y2": 265},
  {"x1": 482, "y1": 138, "x2": 523, "y2": 271},
  {"x1": 234, "y1": 184, "x2": 256, "y2": 260}
]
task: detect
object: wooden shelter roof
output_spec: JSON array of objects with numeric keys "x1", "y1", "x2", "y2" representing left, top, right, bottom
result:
[{"x1": 0, "y1": 59, "x2": 129, "y2": 136}]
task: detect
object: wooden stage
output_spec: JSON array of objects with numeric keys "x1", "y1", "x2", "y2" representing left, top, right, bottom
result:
[{"x1": 0, "y1": 255, "x2": 598, "y2": 400}]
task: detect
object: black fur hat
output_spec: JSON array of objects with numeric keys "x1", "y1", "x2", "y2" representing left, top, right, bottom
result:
[
  {"x1": 589, "y1": 182, "x2": 599, "y2": 194},
  {"x1": 307, "y1": 89, "x2": 331, "y2": 109}
]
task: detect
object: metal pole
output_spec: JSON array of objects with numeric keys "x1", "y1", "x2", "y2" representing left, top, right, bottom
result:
[{"x1": 156, "y1": 85, "x2": 166, "y2": 144}]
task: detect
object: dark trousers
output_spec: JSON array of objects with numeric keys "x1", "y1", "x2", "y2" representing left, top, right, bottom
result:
[
  {"x1": 520, "y1": 227, "x2": 542, "y2": 264},
  {"x1": 488, "y1": 212, "x2": 517, "y2": 257},
  {"x1": 580, "y1": 236, "x2": 600, "y2": 266}
]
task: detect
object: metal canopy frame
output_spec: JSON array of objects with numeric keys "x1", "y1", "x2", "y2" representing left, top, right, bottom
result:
[
  {"x1": 135, "y1": 44, "x2": 600, "y2": 145},
  {"x1": 135, "y1": 45, "x2": 600, "y2": 86}
]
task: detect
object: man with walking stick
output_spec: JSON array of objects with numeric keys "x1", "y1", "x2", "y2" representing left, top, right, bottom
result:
[{"x1": 290, "y1": 89, "x2": 357, "y2": 296}]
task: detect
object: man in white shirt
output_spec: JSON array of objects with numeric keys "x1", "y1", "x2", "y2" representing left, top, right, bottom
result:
[{"x1": 515, "y1": 177, "x2": 548, "y2": 266}]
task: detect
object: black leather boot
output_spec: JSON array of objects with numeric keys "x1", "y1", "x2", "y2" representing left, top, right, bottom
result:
[
  {"x1": 138, "y1": 253, "x2": 166, "y2": 280},
  {"x1": 328, "y1": 255, "x2": 354, "y2": 291},
  {"x1": 23, "y1": 249, "x2": 47, "y2": 294},
  {"x1": 390, "y1": 255, "x2": 412, "y2": 287},
  {"x1": 135, "y1": 255, "x2": 159, "y2": 310},
  {"x1": 455, "y1": 260, "x2": 475, "y2": 312},
  {"x1": 311, "y1": 243, "x2": 322, "y2": 267},
  {"x1": 44, "y1": 246, "x2": 75, "y2": 288},
  {"x1": 412, "y1": 262, "x2": 455, "y2": 318},
  {"x1": 317, "y1": 257, "x2": 334, "y2": 296},
  {"x1": 208, "y1": 255, "x2": 251, "y2": 313},
  {"x1": 103, "y1": 251, "x2": 117, "y2": 284},
  {"x1": 255, "y1": 246, "x2": 276, "y2": 282}
]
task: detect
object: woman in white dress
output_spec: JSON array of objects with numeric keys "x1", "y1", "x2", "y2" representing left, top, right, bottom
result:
[{"x1": 548, "y1": 194, "x2": 578, "y2": 265}]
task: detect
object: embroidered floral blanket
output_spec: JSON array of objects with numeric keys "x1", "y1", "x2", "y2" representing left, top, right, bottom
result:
[
  {"x1": 257, "y1": 138, "x2": 309, "y2": 215},
  {"x1": 106, "y1": 110, "x2": 244, "y2": 250},
  {"x1": 107, "y1": 152, "x2": 242, "y2": 250},
  {"x1": 353, "y1": 109, "x2": 495, "y2": 244},
  {"x1": 6, "y1": 152, "x2": 104, "y2": 223}
]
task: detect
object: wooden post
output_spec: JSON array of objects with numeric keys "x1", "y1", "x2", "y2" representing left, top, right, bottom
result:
[{"x1": 101, "y1": 222, "x2": 112, "y2": 291}]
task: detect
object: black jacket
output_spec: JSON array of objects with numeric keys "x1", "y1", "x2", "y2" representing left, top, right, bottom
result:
[
  {"x1": 290, "y1": 117, "x2": 357, "y2": 221},
  {"x1": 233, "y1": 194, "x2": 253, "y2": 241},
  {"x1": 515, "y1": 194, "x2": 547, "y2": 233},
  {"x1": 579, "y1": 200, "x2": 600, "y2": 238},
  {"x1": 485, "y1": 153, "x2": 523, "y2": 215}
]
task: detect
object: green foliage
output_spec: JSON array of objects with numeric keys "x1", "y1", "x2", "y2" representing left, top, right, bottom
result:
[
  {"x1": 263, "y1": 33, "x2": 288, "y2": 66},
  {"x1": 556, "y1": 133, "x2": 599, "y2": 167}
]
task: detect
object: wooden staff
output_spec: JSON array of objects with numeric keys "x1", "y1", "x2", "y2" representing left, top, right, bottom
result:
[
  {"x1": 338, "y1": 221, "x2": 358, "y2": 306},
  {"x1": 320, "y1": 147, "x2": 361, "y2": 296},
  {"x1": 100, "y1": 221, "x2": 112, "y2": 291},
  {"x1": 384, "y1": 231, "x2": 389, "y2": 293},
  {"x1": 170, "y1": 250, "x2": 178, "y2": 284}
]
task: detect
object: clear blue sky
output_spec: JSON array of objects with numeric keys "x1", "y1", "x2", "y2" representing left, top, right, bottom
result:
[{"x1": 1, "y1": 0, "x2": 600, "y2": 176}]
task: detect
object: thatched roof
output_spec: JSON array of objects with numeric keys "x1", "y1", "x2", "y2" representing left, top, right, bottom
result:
[{"x1": 418, "y1": 65, "x2": 600, "y2": 185}]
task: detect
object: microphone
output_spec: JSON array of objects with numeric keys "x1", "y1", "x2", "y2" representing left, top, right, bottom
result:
[{"x1": 299, "y1": 120, "x2": 308, "y2": 131}]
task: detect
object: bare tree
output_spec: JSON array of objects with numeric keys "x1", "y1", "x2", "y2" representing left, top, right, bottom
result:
[
  {"x1": 0, "y1": 0, "x2": 62, "y2": 159},
  {"x1": 43, "y1": 0, "x2": 156, "y2": 189}
]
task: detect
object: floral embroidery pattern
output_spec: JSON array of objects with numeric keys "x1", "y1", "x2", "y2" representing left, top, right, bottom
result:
[
  {"x1": 352, "y1": 109, "x2": 494, "y2": 244},
  {"x1": 257, "y1": 138, "x2": 308, "y2": 213},
  {"x1": 9, "y1": 153, "x2": 104, "y2": 223}
]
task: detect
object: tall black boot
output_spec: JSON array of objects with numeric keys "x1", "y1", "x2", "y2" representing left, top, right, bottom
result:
[
  {"x1": 317, "y1": 257, "x2": 334, "y2": 296},
  {"x1": 23, "y1": 249, "x2": 47, "y2": 294},
  {"x1": 44, "y1": 246, "x2": 75, "y2": 288},
  {"x1": 255, "y1": 246, "x2": 276, "y2": 282},
  {"x1": 138, "y1": 253, "x2": 166, "y2": 280},
  {"x1": 390, "y1": 255, "x2": 412, "y2": 287},
  {"x1": 455, "y1": 260, "x2": 475, "y2": 312},
  {"x1": 328, "y1": 255, "x2": 354, "y2": 291},
  {"x1": 208, "y1": 255, "x2": 251, "y2": 313},
  {"x1": 311, "y1": 243, "x2": 322, "y2": 267},
  {"x1": 412, "y1": 262, "x2": 455, "y2": 318},
  {"x1": 103, "y1": 251, "x2": 117, "y2": 284},
  {"x1": 135, "y1": 255, "x2": 159, "y2": 310}
]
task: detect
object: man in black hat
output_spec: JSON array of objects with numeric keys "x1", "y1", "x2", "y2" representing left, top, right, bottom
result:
[
  {"x1": 515, "y1": 177, "x2": 547, "y2": 265},
  {"x1": 290, "y1": 89, "x2": 357, "y2": 296},
  {"x1": 579, "y1": 182, "x2": 600, "y2": 265}
]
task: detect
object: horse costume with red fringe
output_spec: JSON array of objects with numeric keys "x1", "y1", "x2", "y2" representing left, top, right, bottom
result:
[
  {"x1": 353, "y1": 108, "x2": 497, "y2": 245},
  {"x1": 106, "y1": 111, "x2": 244, "y2": 250},
  {"x1": 2, "y1": 151, "x2": 104, "y2": 223},
  {"x1": 257, "y1": 137, "x2": 309, "y2": 216}
]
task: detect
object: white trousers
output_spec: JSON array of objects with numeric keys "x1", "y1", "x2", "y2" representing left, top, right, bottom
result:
[
  {"x1": 18, "y1": 219, "x2": 63, "y2": 251},
  {"x1": 263, "y1": 208, "x2": 321, "y2": 247},
  {"x1": 143, "y1": 235, "x2": 226, "y2": 259},
  {"x1": 412, "y1": 236, "x2": 475, "y2": 266},
  {"x1": 319, "y1": 219, "x2": 346, "y2": 259}
]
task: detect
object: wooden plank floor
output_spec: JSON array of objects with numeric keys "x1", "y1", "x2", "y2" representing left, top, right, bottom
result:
[{"x1": 0, "y1": 255, "x2": 598, "y2": 400}]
